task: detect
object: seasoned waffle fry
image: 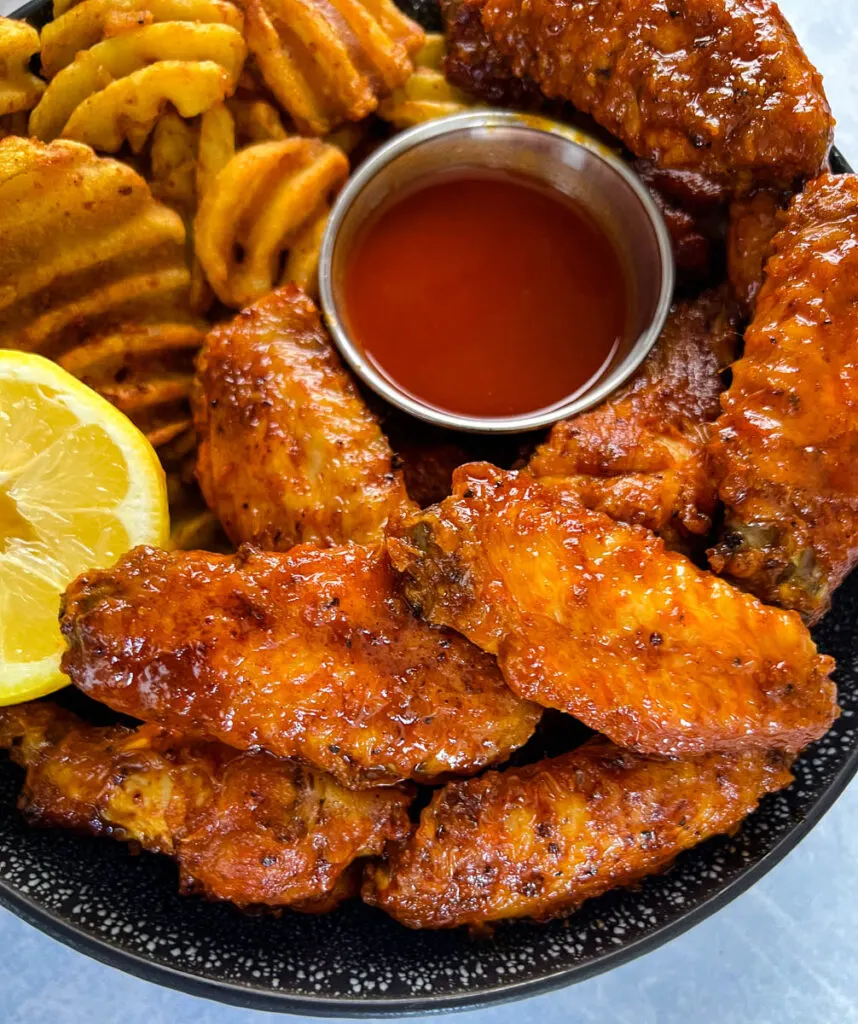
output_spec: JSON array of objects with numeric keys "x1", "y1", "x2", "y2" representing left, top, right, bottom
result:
[
  {"x1": 0, "y1": 18, "x2": 45, "y2": 119},
  {"x1": 194, "y1": 137, "x2": 348, "y2": 306},
  {"x1": 41, "y1": 0, "x2": 243, "y2": 78},
  {"x1": 150, "y1": 108, "x2": 199, "y2": 215},
  {"x1": 57, "y1": 322, "x2": 204, "y2": 448},
  {"x1": 150, "y1": 106, "x2": 232, "y2": 313},
  {"x1": 148, "y1": 97, "x2": 288, "y2": 313},
  {"x1": 226, "y1": 94, "x2": 287, "y2": 144},
  {"x1": 378, "y1": 33, "x2": 476, "y2": 128},
  {"x1": 30, "y1": 22, "x2": 245, "y2": 142},
  {"x1": 196, "y1": 100, "x2": 237, "y2": 190},
  {"x1": 244, "y1": 0, "x2": 423, "y2": 135},
  {"x1": 60, "y1": 60, "x2": 233, "y2": 153},
  {"x1": 0, "y1": 138, "x2": 193, "y2": 390}
]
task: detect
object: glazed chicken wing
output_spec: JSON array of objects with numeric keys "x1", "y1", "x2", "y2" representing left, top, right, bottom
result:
[
  {"x1": 528, "y1": 289, "x2": 738, "y2": 546},
  {"x1": 60, "y1": 544, "x2": 540, "y2": 788},
  {"x1": 444, "y1": 0, "x2": 832, "y2": 185},
  {"x1": 726, "y1": 190, "x2": 788, "y2": 313},
  {"x1": 0, "y1": 703, "x2": 411, "y2": 910},
  {"x1": 193, "y1": 285, "x2": 414, "y2": 550},
  {"x1": 387, "y1": 465, "x2": 837, "y2": 756},
  {"x1": 364, "y1": 739, "x2": 793, "y2": 929},
  {"x1": 710, "y1": 174, "x2": 858, "y2": 623}
]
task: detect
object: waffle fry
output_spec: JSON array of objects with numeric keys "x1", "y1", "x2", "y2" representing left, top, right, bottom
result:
[
  {"x1": 148, "y1": 97, "x2": 289, "y2": 312},
  {"x1": 30, "y1": 22, "x2": 245, "y2": 142},
  {"x1": 244, "y1": 0, "x2": 423, "y2": 135},
  {"x1": 60, "y1": 60, "x2": 234, "y2": 153},
  {"x1": 57, "y1": 321, "x2": 204, "y2": 449},
  {"x1": 378, "y1": 33, "x2": 476, "y2": 128},
  {"x1": 0, "y1": 18, "x2": 45, "y2": 123},
  {"x1": 194, "y1": 137, "x2": 348, "y2": 306},
  {"x1": 40, "y1": 0, "x2": 243, "y2": 78},
  {"x1": 0, "y1": 137, "x2": 192, "y2": 369}
]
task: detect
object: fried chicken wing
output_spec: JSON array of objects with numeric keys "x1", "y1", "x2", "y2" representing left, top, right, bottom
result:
[
  {"x1": 632, "y1": 162, "x2": 728, "y2": 285},
  {"x1": 726, "y1": 190, "x2": 788, "y2": 313},
  {"x1": 440, "y1": 0, "x2": 543, "y2": 109},
  {"x1": 0, "y1": 703, "x2": 411, "y2": 910},
  {"x1": 447, "y1": 0, "x2": 832, "y2": 185},
  {"x1": 528, "y1": 289, "x2": 738, "y2": 546},
  {"x1": 387, "y1": 465, "x2": 836, "y2": 756},
  {"x1": 710, "y1": 174, "x2": 858, "y2": 622},
  {"x1": 364, "y1": 739, "x2": 792, "y2": 929},
  {"x1": 60, "y1": 543, "x2": 541, "y2": 788},
  {"x1": 193, "y1": 286, "x2": 414, "y2": 550}
]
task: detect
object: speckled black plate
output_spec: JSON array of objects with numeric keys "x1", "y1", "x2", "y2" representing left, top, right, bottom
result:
[{"x1": 4, "y1": 0, "x2": 857, "y2": 1013}]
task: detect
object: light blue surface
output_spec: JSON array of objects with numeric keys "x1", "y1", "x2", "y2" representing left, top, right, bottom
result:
[{"x1": 1, "y1": 1, "x2": 857, "y2": 1021}]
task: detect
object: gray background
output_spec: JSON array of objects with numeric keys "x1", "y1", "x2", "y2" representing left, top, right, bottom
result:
[{"x1": 0, "y1": 0, "x2": 856, "y2": 1021}]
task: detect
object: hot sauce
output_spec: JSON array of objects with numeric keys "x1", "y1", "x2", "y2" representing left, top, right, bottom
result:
[{"x1": 342, "y1": 172, "x2": 629, "y2": 419}]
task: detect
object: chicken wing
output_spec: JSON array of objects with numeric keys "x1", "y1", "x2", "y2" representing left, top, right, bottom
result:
[
  {"x1": 441, "y1": 0, "x2": 543, "y2": 109},
  {"x1": 726, "y1": 190, "x2": 788, "y2": 313},
  {"x1": 60, "y1": 543, "x2": 541, "y2": 788},
  {"x1": 0, "y1": 703, "x2": 411, "y2": 910},
  {"x1": 709, "y1": 174, "x2": 858, "y2": 623},
  {"x1": 364, "y1": 739, "x2": 792, "y2": 929},
  {"x1": 444, "y1": 0, "x2": 832, "y2": 186},
  {"x1": 387, "y1": 465, "x2": 837, "y2": 756},
  {"x1": 528, "y1": 289, "x2": 738, "y2": 547},
  {"x1": 632, "y1": 162, "x2": 728, "y2": 286},
  {"x1": 193, "y1": 285, "x2": 414, "y2": 550}
]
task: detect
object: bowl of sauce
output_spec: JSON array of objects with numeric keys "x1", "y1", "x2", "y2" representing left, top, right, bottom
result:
[{"x1": 319, "y1": 111, "x2": 674, "y2": 433}]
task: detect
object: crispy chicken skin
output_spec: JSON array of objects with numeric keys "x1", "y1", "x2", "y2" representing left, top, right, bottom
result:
[
  {"x1": 710, "y1": 174, "x2": 858, "y2": 623},
  {"x1": 193, "y1": 286, "x2": 413, "y2": 550},
  {"x1": 726, "y1": 190, "x2": 788, "y2": 313},
  {"x1": 387, "y1": 465, "x2": 837, "y2": 757},
  {"x1": 528, "y1": 289, "x2": 738, "y2": 546},
  {"x1": 0, "y1": 703, "x2": 411, "y2": 910},
  {"x1": 632, "y1": 162, "x2": 728, "y2": 285},
  {"x1": 364, "y1": 739, "x2": 793, "y2": 929},
  {"x1": 441, "y1": 0, "x2": 544, "y2": 108},
  {"x1": 448, "y1": 0, "x2": 832, "y2": 185},
  {"x1": 60, "y1": 544, "x2": 541, "y2": 788}
]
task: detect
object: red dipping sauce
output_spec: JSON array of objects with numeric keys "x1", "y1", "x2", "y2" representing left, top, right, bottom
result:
[{"x1": 342, "y1": 172, "x2": 629, "y2": 419}]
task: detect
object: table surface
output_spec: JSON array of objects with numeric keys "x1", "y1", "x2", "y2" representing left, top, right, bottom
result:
[{"x1": 1, "y1": 1, "x2": 856, "y2": 1022}]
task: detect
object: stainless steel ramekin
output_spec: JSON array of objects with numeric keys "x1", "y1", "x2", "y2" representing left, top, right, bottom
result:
[{"x1": 318, "y1": 110, "x2": 674, "y2": 434}]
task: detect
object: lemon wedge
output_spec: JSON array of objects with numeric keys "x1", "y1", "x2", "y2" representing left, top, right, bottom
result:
[{"x1": 0, "y1": 351, "x2": 169, "y2": 704}]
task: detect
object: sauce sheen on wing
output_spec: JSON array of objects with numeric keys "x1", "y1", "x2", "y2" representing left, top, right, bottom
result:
[
  {"x1": 60, "y1": 543, "x2": 541, "y2": 788},
  {"x1": 387, "y1": 465, "x2": 837, "y2": 756},
  {"x1": 445, "y1": 0, "x2": 832, "y2": 185},
  {"x1": 710, "y1": 173, "x2": 858, "y2": 623},
  {"x1": 528, "y1": 288, "x2": 738, "y2": 548},
  {"x1": 364, "y1": 740, "x2": 793, "y2": 929},
  {"x1": 0, "y1": 703, "x2": 412, "y2": 910},
  {"x1": 193, "y1": 284, "x2": 414, "y2": 551}
]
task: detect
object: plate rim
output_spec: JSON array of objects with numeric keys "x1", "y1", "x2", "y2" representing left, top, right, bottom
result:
[{"x1": 2, "y1": 3, "x2": 855, "y2": 1007}]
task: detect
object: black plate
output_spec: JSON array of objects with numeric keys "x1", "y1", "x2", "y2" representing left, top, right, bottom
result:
[{"x1": 3, "y1": 1, "x2": 857, "y2": 1014}]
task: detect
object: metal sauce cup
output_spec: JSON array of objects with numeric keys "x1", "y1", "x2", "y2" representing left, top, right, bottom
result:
[{"x1": 319, "y1": 110, "x2": 674, "y2": 433}]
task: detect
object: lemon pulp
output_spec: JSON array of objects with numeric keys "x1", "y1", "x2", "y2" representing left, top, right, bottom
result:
[{"x1": 0, "y1": 353, "x2": 169, "y2": 704}]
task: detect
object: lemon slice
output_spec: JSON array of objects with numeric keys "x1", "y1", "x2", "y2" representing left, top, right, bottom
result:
[{"x1": 0, "y1": 351, "x2": 169, "y2": 704}]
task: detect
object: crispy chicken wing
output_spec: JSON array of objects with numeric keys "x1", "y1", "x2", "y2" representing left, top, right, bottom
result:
[
  {"x1": 726, "y1": 190, "x2": 788, "y2": 313},
  {"x1": 0, "y1": 703, "x2": 411, "y2": 910},
  {"x1": 387, "y1": 465, "x2": 837, "y2": 756},
  {"x1": 193, "y1": 286, "x2": 414, "y2": 550},
  {"x1": 446, "y1": 0, "x2": 832, "y2": 185},
  {"x1": 60, "y1": 543, "x2": 540, "y2": 788},
  {"x1": 528, "y1": 289, "x2": 738, "y2": 547},
  {"x1": 441, "y1": 0, "x2": 543, "y2": 108},
  {"x1": 364, "y1": 739, "x2": 793, "y2": 929},
  {"x1": 632, "y1": 162, "x2": 728, "y2": 285},
  {"x1": 710, "y1": 174, "x2": 858, "y2": 623}
]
